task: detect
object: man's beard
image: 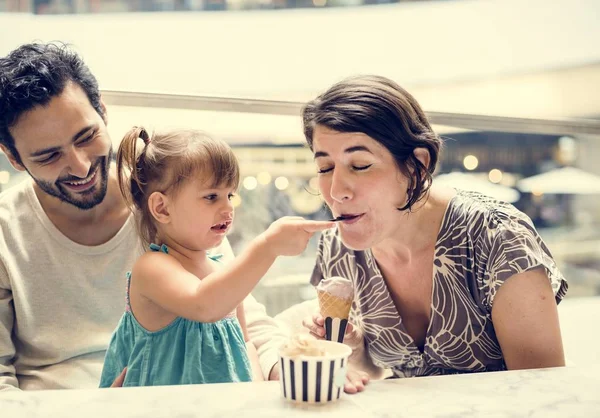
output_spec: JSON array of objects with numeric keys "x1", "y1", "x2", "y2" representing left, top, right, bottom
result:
[{"x1": 32, "y1": 149, "x2": 113, "y2": 211}]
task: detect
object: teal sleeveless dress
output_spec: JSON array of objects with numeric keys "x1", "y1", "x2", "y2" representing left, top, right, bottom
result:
[{"x1": 99, "y1": 244, "x2": 253, "y2": 387}]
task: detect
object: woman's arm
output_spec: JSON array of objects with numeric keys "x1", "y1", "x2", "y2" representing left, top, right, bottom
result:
[
  {"x1": 492, "y1": 267, "x2": 565, "y2": 370},
  {"x1": 236, "y1": 303, "x2": 264, "y2": 381}
]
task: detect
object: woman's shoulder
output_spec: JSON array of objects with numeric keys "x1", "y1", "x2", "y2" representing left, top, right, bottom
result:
[{"x1": 444, "y1": 190, "x2": 534, "y2": 236}]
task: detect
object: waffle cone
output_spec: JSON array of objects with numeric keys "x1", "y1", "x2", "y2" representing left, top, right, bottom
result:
[{"x1": 317, "y1": 290, "x2": 352, "y2": 319}]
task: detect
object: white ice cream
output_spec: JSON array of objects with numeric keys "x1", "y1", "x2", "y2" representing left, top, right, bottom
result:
[
  {"x1": 315, "y1": 276, "x2": 353, "y2": 300},
  {"x1": 280, "y1": 334, "x2": 327, "y2": 357}
]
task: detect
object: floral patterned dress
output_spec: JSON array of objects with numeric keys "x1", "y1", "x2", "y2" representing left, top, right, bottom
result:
[{"x1": 311, "y1": 190, "x2": 568, "y2": 377}]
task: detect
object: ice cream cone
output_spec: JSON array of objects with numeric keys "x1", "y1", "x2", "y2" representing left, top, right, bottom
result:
[
  {"x1": 317, "y1": 290, "x2": 352, "y2": 343},
  {"x1": 317, "y1": 291, "x2": 352, "y2": 319}
]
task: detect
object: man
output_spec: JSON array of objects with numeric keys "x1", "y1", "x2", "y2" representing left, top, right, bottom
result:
[{"x1": 0, "y1": 42, "x2": 287, "y2": 390}]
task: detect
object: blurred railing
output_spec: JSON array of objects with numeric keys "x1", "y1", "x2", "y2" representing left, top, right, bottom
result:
[
  {"x1": 0, "y1": 0, "x2": 428, "y2": 14},
  {"x1": 102, "y1": 90, "x2": 600, "y2": 136}
]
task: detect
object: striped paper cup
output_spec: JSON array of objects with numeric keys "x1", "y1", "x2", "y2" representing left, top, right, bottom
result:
[
  {"x1": 279, "y1": 340, "x2": 352, "y2": 404},
  {"x1": 324, "y1": 316, "x2": 349, "y2": 343}
]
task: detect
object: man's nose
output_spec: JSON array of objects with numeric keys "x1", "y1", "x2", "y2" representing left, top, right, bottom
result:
[{"x1": 67, "y1": 148, "x2": 92, "y2": 178}]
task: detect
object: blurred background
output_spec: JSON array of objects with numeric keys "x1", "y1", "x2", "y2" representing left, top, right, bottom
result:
[{"x1": 1, "y1": 0, "x2": 599, "y2": 320}]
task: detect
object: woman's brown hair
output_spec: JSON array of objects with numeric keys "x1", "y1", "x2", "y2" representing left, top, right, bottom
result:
[
  {"x1": 116, "y1": 127, "x2": 240, "y2": 247},
  {"x1": 302, "y1": 75, "x2": 442, "y2": 211}
]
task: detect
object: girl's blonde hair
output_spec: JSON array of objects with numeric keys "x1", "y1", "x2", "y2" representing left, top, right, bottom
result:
[{"x1": 116, "y1": 127, "x2": 240, "y2": 247}]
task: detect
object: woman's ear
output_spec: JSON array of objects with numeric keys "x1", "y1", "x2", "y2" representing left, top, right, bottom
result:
[
  {"x1": 148, "y1": 191, "x2": 171, "y2": 224},
  {"x1": 413, "y1": 148, "x2": 431, "y2": 171}
]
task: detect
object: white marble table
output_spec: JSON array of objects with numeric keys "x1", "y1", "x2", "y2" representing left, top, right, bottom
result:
[{"x1": 2, "y1": 366, "x2": 599, "y2": 418}]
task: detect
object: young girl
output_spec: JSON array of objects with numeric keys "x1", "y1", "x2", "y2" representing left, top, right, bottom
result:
[{"x1": 99, "y1": 127, "x2": 333, "y2": 387}]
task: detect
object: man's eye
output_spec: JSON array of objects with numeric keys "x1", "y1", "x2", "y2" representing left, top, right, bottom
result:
[
  {"x1": 317, "y1": 167, "x2": 333, "y2": 174},
  {"x1": 37, "y1": 153, "x2": 59, "y2": 164},
  {"x1": 77, "y1": 134, "x2": 95, "y2": 145},
  {"x1": 353, "y1": 164, "x2": 372, "y2": 171}
]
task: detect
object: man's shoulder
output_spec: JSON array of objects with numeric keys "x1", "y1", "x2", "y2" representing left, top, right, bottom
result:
[{"x1": 0, "y1": 179, "x2": 33, "y2": 221}]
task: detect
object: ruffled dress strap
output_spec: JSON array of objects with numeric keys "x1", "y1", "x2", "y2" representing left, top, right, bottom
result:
[{"x1": 149, "y1": 243, "x2": 169, "y2": 254}]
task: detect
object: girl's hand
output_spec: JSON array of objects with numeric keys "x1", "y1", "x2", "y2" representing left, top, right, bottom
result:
[
  {"x1": 261, "y1": 217, "x2": 334, "y2": 257},
  {"x1": 110, "y1": 367, "x2": 127, "y2": 387}
]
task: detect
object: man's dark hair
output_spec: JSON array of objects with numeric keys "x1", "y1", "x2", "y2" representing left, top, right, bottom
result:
[{"x1": 0, "y1": 42, "x2": 104, "y2": 164}]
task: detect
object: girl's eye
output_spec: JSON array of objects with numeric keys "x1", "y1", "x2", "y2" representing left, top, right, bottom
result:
[
  {"x1": 228, "y1": 193, "x2": 235, "y2": 200},
  {"x1": 353, "y1": 164, "x2": 372, "y2": 171},
  {"x1": 317, "y1": 167, "x2": 333, "y2": 174},
  {"x1": 204, "y1": 194, "x2": 217, "y2": 201}
]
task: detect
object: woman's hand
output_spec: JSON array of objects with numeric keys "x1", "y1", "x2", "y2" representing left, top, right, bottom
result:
[
  {"x1": 302, "y1": 312, "x2": 370, "y2": 393},
  {"x1": 344, "y1": 369, "x2": 370, "y2": 393},
  {"x1": 302, "y1": 312, "x2": 363, "y2": 350}
]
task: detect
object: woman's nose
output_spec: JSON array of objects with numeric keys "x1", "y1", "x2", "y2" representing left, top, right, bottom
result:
[{"x1": 330, "y1": 170, "x2": 353, "y2": 203}]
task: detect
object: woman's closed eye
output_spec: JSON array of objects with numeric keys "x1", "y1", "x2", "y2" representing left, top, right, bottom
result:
[
  {"x1": 317, "y1": 164, "x2": 372, "y2": 174},
  {"x1": 353, "y1": 164, "x2": 372, "y2": 171}
]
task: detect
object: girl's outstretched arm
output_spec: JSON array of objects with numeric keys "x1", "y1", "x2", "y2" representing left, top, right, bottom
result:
[{"x1": 134, "y1": 218, "x2": 334, "y2": 323}]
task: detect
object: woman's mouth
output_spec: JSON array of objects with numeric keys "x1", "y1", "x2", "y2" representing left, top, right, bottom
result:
[
  {"x1": 61, "y1": 168, "x2": 98, "y2": 193},
  {"x1": 330, "y1": 213, "x2": 364, "y2": 225}
]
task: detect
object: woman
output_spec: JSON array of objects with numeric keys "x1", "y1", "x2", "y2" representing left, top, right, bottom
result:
[{"x1": 302, "y1": 75, "x2": 568, "y2": 386}]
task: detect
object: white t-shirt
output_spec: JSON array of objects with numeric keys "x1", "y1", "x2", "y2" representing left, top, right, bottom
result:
[{"x1": 0, "y1": 179, "x2": 287, "y2": 390}]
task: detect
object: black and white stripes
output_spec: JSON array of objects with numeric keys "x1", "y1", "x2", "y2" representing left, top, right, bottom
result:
[
  {"x1": 279, "y1": 341, "x2": 351, "y2": 404},
  {"x1": 324, "y1": 317, "x2": 349, "y2": 343}
]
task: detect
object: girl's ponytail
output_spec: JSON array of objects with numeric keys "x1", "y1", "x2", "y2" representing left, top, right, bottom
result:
[{"x1": 116, "y1": 126, "x2": 151, "y2": 211}]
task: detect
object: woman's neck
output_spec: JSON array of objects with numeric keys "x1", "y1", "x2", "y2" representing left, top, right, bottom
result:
[{"x1": 372, "y1": 185, "x2": 456, "y2": 265}]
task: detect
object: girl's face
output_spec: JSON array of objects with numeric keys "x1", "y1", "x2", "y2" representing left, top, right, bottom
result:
[
  {"x1": 166, "y1": 176, "x2": 236, "y2": 252},
  {"x1": 312, "y1": 125, "x2": 409, "y2": 251}
]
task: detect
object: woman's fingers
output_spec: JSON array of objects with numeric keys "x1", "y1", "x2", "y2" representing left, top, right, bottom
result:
[
  {"x1": 343, "y1": 370, "x2": 369, "y2": 394},
  {"x1": 302, "y1": 315, "x2": 325, "y2": 338}
]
